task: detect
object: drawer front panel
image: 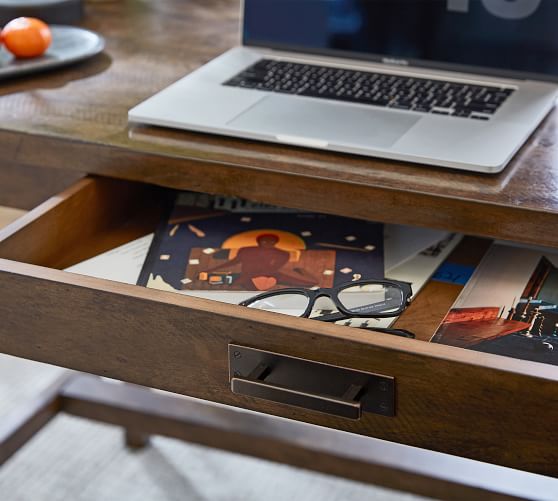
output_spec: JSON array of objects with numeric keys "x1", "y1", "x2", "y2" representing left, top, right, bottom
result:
[{"x1": 1, "y1": 260, "x2": 558, "y2": 477}]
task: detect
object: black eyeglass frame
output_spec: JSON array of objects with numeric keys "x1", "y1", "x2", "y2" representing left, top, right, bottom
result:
[{"x1": 239, "y1": 279, "x2": 413, "y2": 319}]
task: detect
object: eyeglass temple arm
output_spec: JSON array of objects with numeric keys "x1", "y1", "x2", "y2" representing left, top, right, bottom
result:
[
  {"x1": 313, "y1": 295, "x2": 406, "y2": 321},
  {"x1": 312, "y1": 312, "x2": 347, "y2": 322},
  {"x1": 359, "y1": 326, "x2": 415, "y2": 339},
  {"x1": 312, "y1": 312, "x2": 415, "y2": 339}
]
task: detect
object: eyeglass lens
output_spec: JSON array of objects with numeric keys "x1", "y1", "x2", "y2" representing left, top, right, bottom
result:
[
  {"x1": 337, "y1": 283, "x2": 403, "y2": 315},
  {"x1": 246, "y1": 292, "x2": 310, "y2": 317}
]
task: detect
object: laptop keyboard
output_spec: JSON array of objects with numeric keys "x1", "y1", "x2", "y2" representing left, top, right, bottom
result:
[{"x1": 224, "y1": 59, "x2": 516, "y2": 120}]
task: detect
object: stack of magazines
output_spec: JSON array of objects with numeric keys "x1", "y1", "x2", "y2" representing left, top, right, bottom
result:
[{"x1": 68, "y1": 192, "x2": 558, "y2": 366}]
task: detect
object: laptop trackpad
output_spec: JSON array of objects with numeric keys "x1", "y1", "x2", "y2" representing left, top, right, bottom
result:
[{"x1": 227, "y1": 95, "x2": 420, "y2": 148}]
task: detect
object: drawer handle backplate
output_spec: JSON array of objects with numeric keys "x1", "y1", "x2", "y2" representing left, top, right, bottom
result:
[{"x1": 229, "y1": 344, "x2": 395, "y2": 419}]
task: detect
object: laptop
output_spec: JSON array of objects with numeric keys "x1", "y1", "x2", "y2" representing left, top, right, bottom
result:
[{"x1": 128, "y1": 0, "x2": 558, "y2": 174}]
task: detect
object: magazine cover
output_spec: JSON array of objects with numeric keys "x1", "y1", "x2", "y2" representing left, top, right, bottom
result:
[
  {"x1": 432, "y1": 243, "x2": 558, "y2": 365},
  {"x1": 138, "y1": 193, "x2": 384, "y2": 305}
]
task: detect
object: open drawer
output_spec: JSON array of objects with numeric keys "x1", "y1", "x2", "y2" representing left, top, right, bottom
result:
[{"x1": 0, "y1": 176, "x2": 557, "y2": 477}]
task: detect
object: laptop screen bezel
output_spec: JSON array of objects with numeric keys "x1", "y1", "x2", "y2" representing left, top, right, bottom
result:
[{"x1": 240, "y1": 0, "x2": 558, "y2": 84}]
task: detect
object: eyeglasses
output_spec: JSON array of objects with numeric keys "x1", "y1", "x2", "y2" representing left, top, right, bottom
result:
[{"x1": 239, "y1": 279, "x2": 415, "y2": 338}]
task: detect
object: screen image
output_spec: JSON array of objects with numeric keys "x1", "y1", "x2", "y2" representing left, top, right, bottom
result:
[{"x1": 243, "y1": 0, "x2": 558, "y2": 80}]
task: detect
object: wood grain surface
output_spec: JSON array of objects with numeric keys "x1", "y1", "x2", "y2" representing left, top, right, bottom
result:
[
  {"x1": 5, "y1": 370, "x2": 558, "y2": 500},
  {"x1": 1, "y1": 177, "x2": 558, "y2": 477},
  {"x1": 0, "y1": 0, "x2": 558, "y2": 246},
  {"x1": 0, "y1": 162, "x2": 83, "y2": 210},
  {"x1": 58, "y1": 374, "x2": 558, "y2": 501},
  {"x1": 2, "y1": 258, "x2": 558, "y2": 477},
  {"x1": 0, "y1": 177, "x2": 165, "y2": 268}
]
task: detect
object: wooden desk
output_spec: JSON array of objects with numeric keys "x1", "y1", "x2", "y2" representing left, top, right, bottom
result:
[{"x1": 1, "y1": 1, "x2": 558, "y2": 498}]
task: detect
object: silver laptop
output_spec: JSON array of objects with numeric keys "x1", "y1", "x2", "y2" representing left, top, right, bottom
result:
[{"x1": 129, "y1": 0, "x2": 558, "y2": 174}]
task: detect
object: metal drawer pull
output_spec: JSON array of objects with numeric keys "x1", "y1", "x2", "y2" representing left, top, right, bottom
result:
[
  {"x1": 229, "y1": 344, "x2": 395, "y2": 420},
  {"x1": 232, "y1": 363, "x2": 364, "y2": 419}
]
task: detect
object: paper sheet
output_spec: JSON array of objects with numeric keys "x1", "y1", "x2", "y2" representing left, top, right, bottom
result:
[
  {"x1": 65, "y1": 234, "x2": 154, "y2": 284},
  {"x1": 384, "y1": 224, "x2": 449, "y2": 272},
  {"x1": 0, "y1": 206, "x2": 26, "y2": 229}
]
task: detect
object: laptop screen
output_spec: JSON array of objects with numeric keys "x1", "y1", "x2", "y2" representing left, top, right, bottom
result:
[{"x1": 243, "y1": 0, "x2": 558, "y2": 81}]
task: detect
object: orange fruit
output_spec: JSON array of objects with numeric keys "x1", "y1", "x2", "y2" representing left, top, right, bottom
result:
[{"x1": 1, "y1": 17, "x2": 52, "y2": 58}]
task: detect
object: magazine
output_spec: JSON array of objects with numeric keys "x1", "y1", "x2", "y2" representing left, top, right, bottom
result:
[
  {"x1": 432, "y1": 243, "x2": 558, "y2": 365},
  {"x1": 138, "y1": 193, "x2": 385, "y2": 305}
]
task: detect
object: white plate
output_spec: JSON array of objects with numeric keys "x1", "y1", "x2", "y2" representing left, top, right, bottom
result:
[{"x1": 0, "y1": 25, "x2": 104, "y2": 79}]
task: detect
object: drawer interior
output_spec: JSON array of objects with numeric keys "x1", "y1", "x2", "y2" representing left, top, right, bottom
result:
[
  {"x1": 0, "y1": 175, "x2": 486, "y2": 343},
  {"x1": 0, "y1": 177, "x2": 165, "y2": 270},
  {"x1": 1, "y1": 176, "x2": 558, "y2": 477}
]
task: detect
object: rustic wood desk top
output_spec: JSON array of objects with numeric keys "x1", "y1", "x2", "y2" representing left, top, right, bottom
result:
[{"x1": 1, "y1": 0, "x2": 557, "y2": 246}]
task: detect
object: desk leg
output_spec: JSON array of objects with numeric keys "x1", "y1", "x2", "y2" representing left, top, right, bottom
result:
[
  {"x1": 0, "y1": 374, "x2": 71, "y2": 466},
  {"x1": 124, "y1": 429, "x2": 150, "y2": 449}
]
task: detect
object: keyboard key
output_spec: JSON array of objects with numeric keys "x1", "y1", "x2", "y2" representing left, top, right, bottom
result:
[
  {"x1": 431, "y1": 108, "x2": 452, "y2": 115},
  {"x1": 390, "y1": 102, "x2": 412, "y2": 110}
]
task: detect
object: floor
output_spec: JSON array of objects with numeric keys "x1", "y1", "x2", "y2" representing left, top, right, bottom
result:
[{"x1": 0, "y1": 355, "x2": 429, "y2": 501}]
